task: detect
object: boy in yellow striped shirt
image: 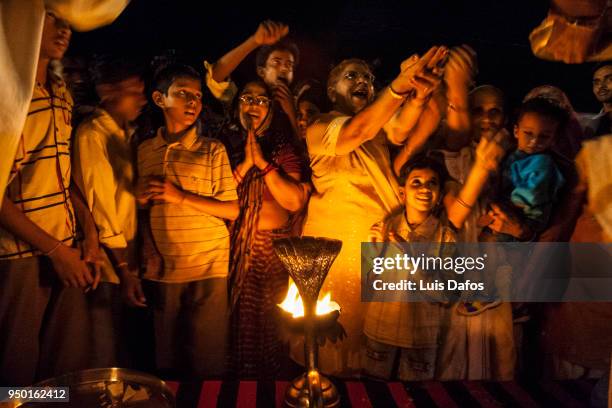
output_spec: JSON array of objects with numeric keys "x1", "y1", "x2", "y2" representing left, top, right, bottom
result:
[{"x1": 134, "y1": 63, "x2": 238, "y2": 378}]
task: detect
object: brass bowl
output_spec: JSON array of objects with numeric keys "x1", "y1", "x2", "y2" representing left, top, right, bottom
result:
[{"x1": 6, "y1": 368, "x2": 175, "y2": 407}]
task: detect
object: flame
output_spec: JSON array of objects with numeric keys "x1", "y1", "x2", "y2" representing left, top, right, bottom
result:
[{"x1": 278, "y1": 282, "x2": 340, "y2": 318}]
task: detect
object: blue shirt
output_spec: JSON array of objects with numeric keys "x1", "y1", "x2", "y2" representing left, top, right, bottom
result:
[{"x1": 501, "y1": 150, "x2": 565, "y2": 231}]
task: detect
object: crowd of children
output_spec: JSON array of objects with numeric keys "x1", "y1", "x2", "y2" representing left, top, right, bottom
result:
[{"x1": 0, "y1": 12, "x2": 611, "y2": 392}]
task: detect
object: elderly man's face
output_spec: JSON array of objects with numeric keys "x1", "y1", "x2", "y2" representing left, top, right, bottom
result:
[
  {"x1": 593, "y1": 65, "x2": 612, "y2": 104},
  {"x1": 330, "y1": 63, "x2": 375, "y2": 115}
]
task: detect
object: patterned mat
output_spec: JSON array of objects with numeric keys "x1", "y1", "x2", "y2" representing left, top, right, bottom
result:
[{"x1": 165, "y1": 378, "x2": 596, "y2": 407}]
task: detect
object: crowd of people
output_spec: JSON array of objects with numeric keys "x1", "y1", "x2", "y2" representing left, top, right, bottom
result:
[{"x1": 0, "y1": 11, "x2": 611, "y2": 395}]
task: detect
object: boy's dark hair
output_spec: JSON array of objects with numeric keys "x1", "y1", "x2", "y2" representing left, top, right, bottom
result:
[
  {"x1": 515, "y1": 97, "x2": 569, "y2": 130},
  {"x1": 151, "y1": 63, "x2": 201, "y2": 95},
  {"x1": 592, "y1": 61, "x2": 612, "y2": 76},
  {"x1": 90, "y1": 55, "x2": 144, "y2": 86},
  {"x1": 397, "y1": 153, "x2": 450, "y2": 187},
  {"x1": 255, "y1": 40, "x2": 300, "y2": 69}
]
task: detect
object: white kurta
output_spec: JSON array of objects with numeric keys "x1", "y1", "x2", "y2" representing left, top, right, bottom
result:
[{"x1": 291, "y1": 114, "x2": 402, "y2": 376}]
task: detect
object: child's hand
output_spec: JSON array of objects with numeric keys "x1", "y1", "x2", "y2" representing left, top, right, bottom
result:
[
  {"x1": 49, "y1": 244, "x2": 95, "y2": 288},
  {"x1": 252, "y1": 20, "x2": 289, "y2": 46},
  {"x1": 120, "y1": 272, "x2": 146, "y2": 308},
  {"x1": 487, "y1": 203, "x2": 533, "y2": 240},
  {"x1": 135, "y1": 176, "x2": 154, "y2": 205},
  {"x1": 81, "y1": 234, "x2": 104, "y2": 291},
  {"x1": 477, "y1": 213, "x2": 494, "y2": 228},
  {"x1": 146, "y1": 178, "x2": 185, "y2": 204}
]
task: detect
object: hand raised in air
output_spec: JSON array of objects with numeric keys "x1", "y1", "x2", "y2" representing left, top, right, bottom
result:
[{"x1": 253, "y1": 20, "x2": 289, "y2": 46}]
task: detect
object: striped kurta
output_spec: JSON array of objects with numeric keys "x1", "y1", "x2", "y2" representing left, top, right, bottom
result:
[
  {"x1": 137, "y1": 126, "x2": 237, "y2": 282},
  {"x1": 0, "y1": 79, "x2": 76, "y2": 259}
]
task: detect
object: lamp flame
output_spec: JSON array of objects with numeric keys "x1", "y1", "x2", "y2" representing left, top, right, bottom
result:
[{"x1": 278, "y1": 282, "x2": 340, "y2": 318}]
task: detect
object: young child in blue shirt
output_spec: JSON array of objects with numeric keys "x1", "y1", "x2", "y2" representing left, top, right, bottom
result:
[{"x1": 487, "y1": 97, "x2": 567, "y2": 241}]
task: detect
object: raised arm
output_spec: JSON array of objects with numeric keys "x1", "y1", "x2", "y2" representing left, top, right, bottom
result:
[
  {"x1": 210, "y1": 20, "x2": 288, "y2": 83},
  {"x1": 447, "y1": 131, "x2": 505, "y2": 229},
  {"x1": 384, "y1": 48, "x2": 447, "y2": 145},
  {"x1": 443, "y1": 45, "x2": 477, "y2": 151},
  {"x1": 392, "y1": 95, "x2": 443, "y2": 176},
  {"x1": 335, "y1": 46, "x2": 449, "y2": 155}
]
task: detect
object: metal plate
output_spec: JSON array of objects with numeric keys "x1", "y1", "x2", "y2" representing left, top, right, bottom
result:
[{"x1": 7, "y1": 368, "x2": 175, "y2": 408}]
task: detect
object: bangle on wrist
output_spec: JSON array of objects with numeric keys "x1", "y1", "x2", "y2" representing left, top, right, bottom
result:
[
  {"x1": 44, "y1": 241, "x2": 62, "y2": 257},
  {"x1": 388, "y1": 85, "x2": 408, "y2": 100},
  {"x1": 456, "y1": 197, "x2": 473, "y2": 210},
  {"x1": 388, "y1": 83, "x2": 412, "y2": 99},
  {"x1": 261, "y1": 162, "x2": 278, "y2": 176},
  {"x1": 447, "y1": 102, "x2": 469, "y2": 112}
]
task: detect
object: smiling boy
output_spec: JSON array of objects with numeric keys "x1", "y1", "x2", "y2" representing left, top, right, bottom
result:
[{"x1": 364, "y1": 137, "x2": 504, "y2": 381}]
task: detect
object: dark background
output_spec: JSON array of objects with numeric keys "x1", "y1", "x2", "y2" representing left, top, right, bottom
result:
[{"x1": 68, "y1": 0, "x2": 603, "y2": 114}]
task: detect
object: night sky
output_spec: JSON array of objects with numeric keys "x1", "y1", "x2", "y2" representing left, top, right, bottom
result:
[{"x1": 68, "y1": 0, "x2": 602, "y2": 114}]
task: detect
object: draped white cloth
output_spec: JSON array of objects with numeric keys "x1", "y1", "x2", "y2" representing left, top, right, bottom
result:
[{"x1": 0, "y1": 0, "x2": 128, "y2": 206}]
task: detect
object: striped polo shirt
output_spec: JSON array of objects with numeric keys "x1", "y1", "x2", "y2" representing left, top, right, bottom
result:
[
  {"x1": 0, "y1": 78, "x2": 76, "y2": 259},
  {"x1": 137, "y1": 125, "x2": 237, "y2": 282}
]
